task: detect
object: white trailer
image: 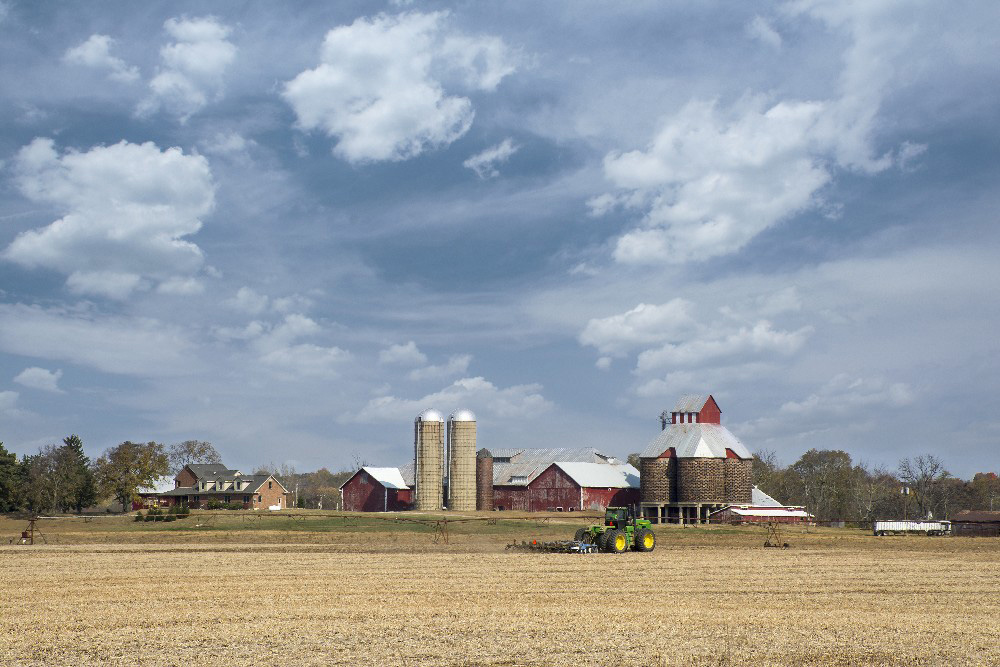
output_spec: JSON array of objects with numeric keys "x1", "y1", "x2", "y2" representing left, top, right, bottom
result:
[{"x1": 873, "y1": 520, "x2": 951, "y2": 536}]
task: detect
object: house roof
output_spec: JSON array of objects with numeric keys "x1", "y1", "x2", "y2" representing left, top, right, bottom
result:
[
  {"x1": 552, "y1": 462, "x2": 639, "y2": 489},
  {"x1": 158, "y1": 474, "x2": 288, "y2": 496},
  {"x1": 751, "y1": 486, "x2": 782, "y2": 507},
  {"x1": 185, "y1": 463, "x2": 241, "y2": 479},
  {"x1": 339, "y1": 467, "x2": 409, "y2": 491},
  {"x1": 673, "y1": 394, "x2": 711, "y2": 413},
  {"x1": 639, "y1": 423, "x2": 752, "y2": 459}
]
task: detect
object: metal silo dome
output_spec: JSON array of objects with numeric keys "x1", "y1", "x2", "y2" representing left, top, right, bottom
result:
[
  {"x1": 415, "y1": 408, "x2": 445, "y2": 423},
  {"x1": 448, "y1": 408, "x2": 477, "y2": 422}
]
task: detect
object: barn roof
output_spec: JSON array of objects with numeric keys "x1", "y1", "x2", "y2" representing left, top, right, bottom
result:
[
  {"x1": 951, "y1": 510, "x2": 1000, "y2": 523},
  {"x1": 640, "y1": 423, "x2": 752, "y2": 459},
  {"x1": 715, "y1": 507, "x2": 812, "y2": 518},
  {"x1": 553, "y1": 462, "x2": 639, "y2": 489},
  {"x1": 361, "y1": 467, "x2": 409, "y2": 490},
  {"x1": 752, "y1": 486, "x2": 782, "y2": 507},
  {"x1": 673, "y1": 394, "x2": 711, "y2": 412}
]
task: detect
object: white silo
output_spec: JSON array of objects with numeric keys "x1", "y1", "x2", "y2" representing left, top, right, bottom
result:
[
  {"x1": 414, "y1": 408, "x2": 445, "y2": 511},
  {"x1": 447, "y1": 409, "x2": 477, "y2": 512}
]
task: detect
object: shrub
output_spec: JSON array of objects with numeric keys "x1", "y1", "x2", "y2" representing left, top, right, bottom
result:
[
  {"x1": 134, "y1": 512, "x2": 144, "y2": 522},
  {"x1": 206, "y1": 499, "x2": 224, "y2": 510},
  {"x1": 225, "y1": 502, "x2": 244, "y2": 511},
  {"x1": 164, "y1": 515, "x2": 177, "y2": 522}
]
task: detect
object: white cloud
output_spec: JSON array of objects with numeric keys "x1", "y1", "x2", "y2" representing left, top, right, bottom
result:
[
  {"x1": 283, "y1": 11, "x2": 517, "y2": 163},
  {"x1": 200, "y1": 131, "x2": 255, "y2": 157},
  {"x1": 579, "y1": 299, "x2": 697, "y2": 357},
  {"x1": 348, "y1": 376, "x2": 551, "y2": 423},
  {"x1": 745, "y1": 16, "x2": 782, "y2": 49},
  {"x1": 4, "y1": 138, "x2": 214, "y2": 299},
  {"x1": 636, "y1": 320, "x2": 813, "y2": 372},
  {"x1": 408, "y1": 354, "x2": 472, "y2": 381},
  {"x1": 780, "y1": 374, "x2": 915, "y2": 416},
  {"x1": 63, "y1": 34, "x2": 139, "y2": 82},
  {"x1": 596, "y1": 3, "x2": 924, "y2": 265},
  {"x1": 0, "y1": 304, "x2": 197, "y2": 376},
  {"x1": 228, "y1": 287, "x2": 269, "y2": 314},
  {"x1": 13, "y1": 367, "x2": 64, "y2": 393},
  {"x1": 0, "y1": 390, "x2": 20, "y2": 415},
  {"x1": 379, "y1": 341, "x2": 427, "y2": 366},
  {"x1": 463, "y1": 138, "x2": 519, "y2": 179},
  {"x1": 138, "y1": 16, "x2": 236, "y2": 121},
  {"x1": 251, "y1": 314, "x2": 350, "y2": 379}
]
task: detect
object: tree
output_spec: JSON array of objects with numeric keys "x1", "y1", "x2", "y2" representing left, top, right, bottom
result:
[
  {"x1": 898, "y1": 455, "x2": 950, "y2": 519},
  {"x1": 59, "y1": 435, "x2": 97, "y2": 512},
  {"x1": 970, "y1": 472, "x2": 1000, "y2": 511},
  {"x1": 95, "y1": 441, "x2": 169, "y2": 512},
  {"x1": 167, "y1": 440, "x2": 222, "y2": 475},
  {"x1": 851, "y1": 462, "x2": 898, "y2": 527},
  {"x1": 21, "y1": 449, "x2": 59, "y2": 514},
  {"x1": 786, "y1": 449, "x2": 855, "y2": 521},
  {"x1": 0, "y1": 442, "x2": 23, "y2": 512},
  {"x1": 626, "y1": 452, "x2": 641, "y2": 469}
]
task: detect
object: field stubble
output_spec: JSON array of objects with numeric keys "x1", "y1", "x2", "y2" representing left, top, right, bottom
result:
[{"x1": 1, "y1": 517, "x2": 998, "y2": 666}]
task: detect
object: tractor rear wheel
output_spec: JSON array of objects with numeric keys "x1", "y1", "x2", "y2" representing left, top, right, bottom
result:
[
  {"x1": 635, "y1": 527, "x2": 655, "y2": 552},
  {"x1": 605, "y1": 528, "x2": 627, "y2": 553},
  {"x1": 574, "y1": 527, "x2": 589, "y2": 543}
]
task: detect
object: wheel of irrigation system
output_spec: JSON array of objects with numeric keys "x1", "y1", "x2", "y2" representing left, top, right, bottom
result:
[
  {"x1": 635, "y1": 527, "x2": 655, "y2": 552},
  {"x1": 605, "y1": 529, "x2": 627, "y2": 553}
]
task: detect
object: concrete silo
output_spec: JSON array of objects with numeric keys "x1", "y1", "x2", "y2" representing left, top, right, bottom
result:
[
  {"x1": 447, "y1": 409, "x2": 477, "y2": 511},
  {"x1": 414, "y1": 409, "x2": 445, "y2": 511}
]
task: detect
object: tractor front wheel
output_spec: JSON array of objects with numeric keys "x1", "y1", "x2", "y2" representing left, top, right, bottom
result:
[
  {"x1": 635, "y1": 527, "x2": 655, "y2": 552},
  {"x1": 605, "y1": 528, "x2": 627, "y2": 553}
]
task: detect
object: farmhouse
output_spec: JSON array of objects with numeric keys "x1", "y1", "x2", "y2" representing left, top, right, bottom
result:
[
  {"x1": 951, "y1": 510, "x2": 1000, "y2": 536},
  {"x1": 340, "y1": 467, "x2": 412, "y2": 512},
  {"x1": 139, "y1": 463, "x2": 289, "y2": 510},
  {"x1": 710, "y1": 486, "x2": 814, "y2": 524}
]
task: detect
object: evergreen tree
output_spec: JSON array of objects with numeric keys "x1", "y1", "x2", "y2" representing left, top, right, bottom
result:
[
  {"x1": 59, "y1": 435, "x2": 97, "y2": 512},
  {"x1": 0, "y1": 442, "x2": 22, "y2": 512}
]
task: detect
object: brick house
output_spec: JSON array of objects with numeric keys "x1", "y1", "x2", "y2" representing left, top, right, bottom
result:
[{"x1": 139, "y1": 463, "x2": 290, "y2": 510}]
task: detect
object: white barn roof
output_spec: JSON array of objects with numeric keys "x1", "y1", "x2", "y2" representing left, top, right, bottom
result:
[
  {"x1": 719, "y1": 507, "x2": 813, "y2": 518},
  {"x1": 752, "y1": 486, "x2": 782, "y2": 507},
  {"x1": 554, "y1": 462, "x2": 639, "y2": 489},
  {"x1": 351, "y1": 467, "x2": 409, "y2": 490},
  {"x1": 673, "y1": 394, "x2": 710, "y2": 412},
  {"x1": 640, "y1": 423, "x2": 752, "y2": 459}
]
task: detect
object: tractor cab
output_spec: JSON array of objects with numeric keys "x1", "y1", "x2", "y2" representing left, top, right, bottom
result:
[{"x1": 604, "y1": 506, "x2": 631, "y2": 530}]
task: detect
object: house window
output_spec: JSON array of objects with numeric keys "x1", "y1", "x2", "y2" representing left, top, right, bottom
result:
[
  {"x1": 257, "y1": 495, "x2": 262, "y2": 502},
  {"x1": 268, "y1": 481, "x2": 272, "y2": 489},
  {"x1": 243, "y1": 495, "x2": 250, "y2": 504},
  {"x1": 224, "y1": 495, "x2": 230, "y2": 503}
]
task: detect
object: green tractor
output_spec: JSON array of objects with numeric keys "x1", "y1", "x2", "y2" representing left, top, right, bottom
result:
[{"x1": 574, "y1": 506, "x2": 656, "y2": 553}]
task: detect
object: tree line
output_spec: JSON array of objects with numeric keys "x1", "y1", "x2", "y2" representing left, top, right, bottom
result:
[
  {"x1": 752, "y1": 449, "x2": 998, "y2": 523},
  {"x1": 0, "y1": 437, "x2": 230, "y2": 513}
]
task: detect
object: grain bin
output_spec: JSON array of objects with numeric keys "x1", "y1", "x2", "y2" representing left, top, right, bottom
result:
[
  {"x1": 723, "y1": 457, "x2": 753, "y2": 504},
  {"x1": 447, "y1": 409, "x2": 477, "y2": 511},
  {"x1": 414, "y1": 409, "x2": 445, "y2": 511},
  {"x1": 676, "y1": 457, "x2": 725, "y2": 503},
  {"x1": 476, "y1": 448, "x2": 494, "y2": 511},
  {"x1": 640, "y1": 456, "x2": 676, "y2": 504}
]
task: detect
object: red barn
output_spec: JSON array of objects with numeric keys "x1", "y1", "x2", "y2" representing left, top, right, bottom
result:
[
  {"x1": 709, "y1": 486, "x2": 813, "y2": 525},
  {"x1": 340, "y1": 467, "x2": 412, "y2": 512},
  {"x1": 493, "y1": 462, "x2": 639, "y2": 512}
]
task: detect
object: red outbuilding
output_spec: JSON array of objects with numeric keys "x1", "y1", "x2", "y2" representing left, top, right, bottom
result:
[{"x1": 340, "y1": 467, "x2": 412, "y2": 512}]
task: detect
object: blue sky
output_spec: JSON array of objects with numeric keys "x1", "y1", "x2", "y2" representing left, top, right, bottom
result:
[{"x1": 1, "y1": 1, "x2": 998, "y2": 477}]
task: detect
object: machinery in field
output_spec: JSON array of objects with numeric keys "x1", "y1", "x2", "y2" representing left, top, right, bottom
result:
[{"x1": 574, "y1": 506, "x2": 656, "y2": 553}]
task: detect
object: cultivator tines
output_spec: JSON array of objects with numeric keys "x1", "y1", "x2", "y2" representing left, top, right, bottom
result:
[{"x1": 506, "y1": 539, "x2": 598, "y2": 554}]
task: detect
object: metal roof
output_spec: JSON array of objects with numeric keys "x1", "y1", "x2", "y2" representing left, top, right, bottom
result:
[
  {"x1": 448, "y1": 409, "x2": 476, "y2": 422},
  {"x1": 553, "y1": 462, "x2": 639, "y2": 489},
  {"x1": 717, "y1": 507, "x2": 812, "y2": 518},
  {"x1": 751, "y1": 486, "x2": 782, "y2": 507},
  {"x1": 639, "y1": 423, "x2": 752, "y2": 459},
  {"x1": 673, "y1": 394, "x2": 710, "y2": 413},
  {"x1": 415, "y1": 408, "x2": 444, "y2": 422},
  {"x1": 489, "y1": 448, "x2": 525, "y2": 460},
  {"x1": 357, "y1": 467, "x2": 409, "y2": 490},
  {"x1": 951, "y1": 510, "x2": 1000, "y2": 523},
  {"x1": 398, "y1": 461, "x2": 416, "y2": 487}
]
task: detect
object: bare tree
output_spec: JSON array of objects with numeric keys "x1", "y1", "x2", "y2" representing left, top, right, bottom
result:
[
  {"x1": 898, "y1": 455, "x2": 950, "y2": 519},
  {"x1": 167, "y1": 440, "x2": 222, "y2": 475}
]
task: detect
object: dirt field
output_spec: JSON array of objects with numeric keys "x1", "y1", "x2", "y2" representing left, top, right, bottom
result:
[{"x1": 2, "y1": 514, "x2": 998, "y2": 666}]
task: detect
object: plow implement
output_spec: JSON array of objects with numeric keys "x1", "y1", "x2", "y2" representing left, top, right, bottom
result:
[{"x1": 506, "y1": 539, "x2": 598, "y2": 554}]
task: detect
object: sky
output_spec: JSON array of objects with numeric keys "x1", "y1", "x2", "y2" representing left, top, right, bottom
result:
[{"x1": 1, "y1": 1, "x2": 998, "y2": 478}]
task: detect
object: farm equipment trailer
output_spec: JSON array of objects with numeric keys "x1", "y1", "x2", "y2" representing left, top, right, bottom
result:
[{"x1": 873, "y1": 520, "x2": 951, "y2": 536}]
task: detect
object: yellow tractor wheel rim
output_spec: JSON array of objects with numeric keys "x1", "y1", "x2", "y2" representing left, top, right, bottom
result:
[
  {"x1": 615, "y1": 534, "x2": 626, "y2": 551},
  {"x1": 643, "y1": 533, "x2": 654, "y2": 549}
]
